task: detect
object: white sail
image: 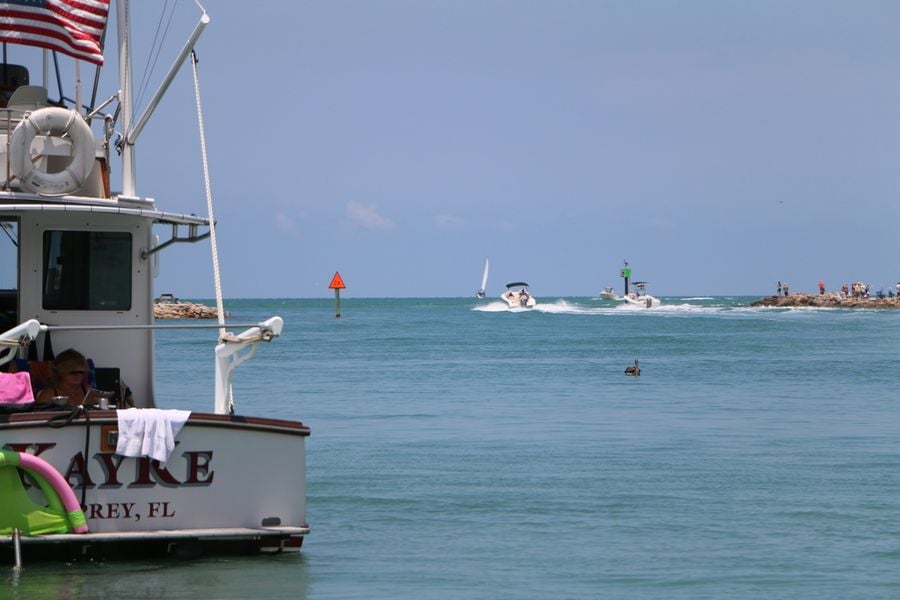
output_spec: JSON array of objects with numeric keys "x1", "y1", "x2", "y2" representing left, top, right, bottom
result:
[{"x1": 476, "y1": 258, "x2": 489, "y2": 298}]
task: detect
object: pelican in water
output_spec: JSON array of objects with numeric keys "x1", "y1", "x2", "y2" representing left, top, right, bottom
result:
[{"x1": 624, "y1": 358, "x2": 640, "y2": 376}]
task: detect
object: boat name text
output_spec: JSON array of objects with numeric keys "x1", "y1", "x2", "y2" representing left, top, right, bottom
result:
[{"x1": 5, "y1": 442, "x2": 214, "y2": 488}]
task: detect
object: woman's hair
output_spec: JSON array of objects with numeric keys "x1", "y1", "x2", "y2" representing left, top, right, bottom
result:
[{"x1": 51, "y1": 348, "x2": 88, "y2": 379}]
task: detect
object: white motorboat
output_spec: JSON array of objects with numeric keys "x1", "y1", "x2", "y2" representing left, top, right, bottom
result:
[
  {"x1": 476, "y1": 258, "x2": 489, "y2": 299},
  {"x1": 501, "y1": 282, "x2": 537, "y2": 308},
  {"x1": 622, "y1": 282, "x2": 661, "y2": 308},
  {"x1": 0, "y1": 3, "x2": 309, "y2": 561},
  {"x1": 599, "y1": 287, "x2": 619, "y2": 300}
]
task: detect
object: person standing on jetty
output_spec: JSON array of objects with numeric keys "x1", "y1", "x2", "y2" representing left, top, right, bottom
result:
[
  {"x1": 818, "y1": 280, "x2": 825, "y2": 295},
  {"x1": 777, "y1": 281, "x2": 782, "y2": 296},
  {"x1": 783, "y1": 282, "x2": 790, "y2": 296}
]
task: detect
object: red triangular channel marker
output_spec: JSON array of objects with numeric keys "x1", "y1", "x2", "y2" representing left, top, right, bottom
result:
[{"x1": 329, "y1": 272, "x2": 346, "y2": 289}]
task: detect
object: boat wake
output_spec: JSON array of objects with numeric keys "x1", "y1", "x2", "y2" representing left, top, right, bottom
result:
[{"x1": 471, "y1": 298, "x2": 802, "y2": 316}]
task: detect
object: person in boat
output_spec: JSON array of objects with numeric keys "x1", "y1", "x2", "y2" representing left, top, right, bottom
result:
[
  {"x1": 35, "y1": 349, "x2": 100, "y2": 407},
  {"x1": 520, "y1": 289, "x2": 530, "y2": 306}
]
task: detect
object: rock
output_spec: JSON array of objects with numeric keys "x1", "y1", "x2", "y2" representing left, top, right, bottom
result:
[
  {"x1": 153, "y1": 301, "x2": 228, "y2": 319},
  {"x1": 750, "y1": 293, "x2": 900, "y2": 309}
]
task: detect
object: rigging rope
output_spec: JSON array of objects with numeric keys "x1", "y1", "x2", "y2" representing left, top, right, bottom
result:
[
  {"x1": 190, "y1": 49, "x2": 226, "y2": 339},
  {"x1": 134, "y1": 0, "x2": 178, "y2": 115}
]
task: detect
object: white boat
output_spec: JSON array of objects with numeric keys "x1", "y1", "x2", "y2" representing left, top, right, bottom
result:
[
  {"x1": 599, "y1": 287, "x2": 619, "y2": 301},
  {"x1": 501, "y1": 282, "x2": 537, "y2": 308},
  {"x1": 622, "y1": 282, "x2": 661, "y2": 308},
  {"x1": 476, "y1": 258, "x2": 489, "y2": 299},
  {"x1": 0, "y1": 4, "x2": 309, "y2": 561}
]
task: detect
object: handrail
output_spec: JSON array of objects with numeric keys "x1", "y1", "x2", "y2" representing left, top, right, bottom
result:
[
  {"x1": 35, "y1": 322, "x2": 278, "y2": 332},
  {"x1": 214, "y1": 316, "x2": 283, "y2": 415},
  {"x1": 2, "y1": 317, "x2": 283, "y2": 414},
  {"x1": 0, "y1": 319, "x2": 42, "y2": 368},
  {"x1": 0, "y1": 318, "x2": 282, "y2": 368}
]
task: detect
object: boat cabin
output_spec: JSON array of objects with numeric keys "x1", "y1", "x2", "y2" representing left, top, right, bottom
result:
[{"x1": 1, "y1": 206, "x2": 154, "y2": 402}]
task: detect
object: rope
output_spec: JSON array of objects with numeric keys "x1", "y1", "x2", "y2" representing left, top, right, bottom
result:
[{"x1": 190, "y1": 49, "x2": 227, "y2": 340}]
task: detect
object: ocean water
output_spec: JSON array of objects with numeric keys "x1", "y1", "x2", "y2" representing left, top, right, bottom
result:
[{"x1": 6, "y1": 297, "x2": 900, "y2": 599}]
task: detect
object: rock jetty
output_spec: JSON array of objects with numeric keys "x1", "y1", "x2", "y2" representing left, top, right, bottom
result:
[
  {"x1": 750, "y1": 293, "x2": 900, "y2": 309},
  {"x1": 154, "y1": 301, "x2": 224, "y2": 319}
]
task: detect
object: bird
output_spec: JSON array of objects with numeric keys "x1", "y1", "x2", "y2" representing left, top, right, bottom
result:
[{"x1": 624, "y1": 358, "x2": 640, "y2": 376}]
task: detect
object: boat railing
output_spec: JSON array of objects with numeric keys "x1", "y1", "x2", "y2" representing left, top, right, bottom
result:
[
  {"x1": 214, "y1": 316, "x2": 283, "y2": 415},
  {"x1": 0, "y1": 319, "x2": 42, "y2": 369},
  {"x1": 0, "y1": 318, "x2": 283, "y2": 415}
]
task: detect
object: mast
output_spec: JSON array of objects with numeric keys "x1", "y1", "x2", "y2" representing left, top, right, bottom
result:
[{"x1": 117, "y1": 0, "x2": 136, "y2": 196}]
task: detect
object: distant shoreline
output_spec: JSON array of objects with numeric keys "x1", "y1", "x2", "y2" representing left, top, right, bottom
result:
[
  {"x1": 153, "y1": 301, "x2": 225, "y2": 319},
  {"x1": 750, "y1": 293, "x2": 900, "y2": 309}
]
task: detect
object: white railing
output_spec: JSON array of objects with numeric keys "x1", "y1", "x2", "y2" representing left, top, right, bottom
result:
[
  {"x1": 1, "y1": 317, "x2": 283, "y2": 415},
  {"x1": 0, "y1": 319, "x2": 43, "y2": 368},
  {"x1": 214, "y1": 316, "x2": 283, "y2": 415}
]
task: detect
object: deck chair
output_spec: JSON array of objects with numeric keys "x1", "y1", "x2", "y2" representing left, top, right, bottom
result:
[{"x1": 6, "y1": 85, "x2": 48, "y2": 111}]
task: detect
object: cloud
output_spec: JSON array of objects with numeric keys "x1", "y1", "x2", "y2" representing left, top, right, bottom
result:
[
  {"x1": 435, "y1": 213, "x2": 464, "y2": 228},
  {"x1": 345, "y1": 201, "x2": 395, "y2": 230},
  {"x1": 274, "y1": 212, "x2": 298, "y2": 235}
]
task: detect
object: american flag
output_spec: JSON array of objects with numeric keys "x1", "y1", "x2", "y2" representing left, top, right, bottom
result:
[{"x1": 0, "y1": 0, "x2": 110, "y2": 65}]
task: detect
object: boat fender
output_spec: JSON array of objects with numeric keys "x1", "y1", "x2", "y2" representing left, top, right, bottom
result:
[
  {"x1": 10, "y1": 107, "x2": 95, "y2": 196},
  {"x1": 0, "y1": 449, "x2": 89, "y2": 533}
]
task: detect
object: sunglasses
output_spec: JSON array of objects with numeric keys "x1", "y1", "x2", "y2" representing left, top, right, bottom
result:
[{"x1": 67, "y1": 370, "x2": 86, "y2": 375}]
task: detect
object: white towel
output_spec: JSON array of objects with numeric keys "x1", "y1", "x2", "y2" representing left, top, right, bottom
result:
[{"x1": 115, "y1": 408, "x2": 192, "y2": 467}]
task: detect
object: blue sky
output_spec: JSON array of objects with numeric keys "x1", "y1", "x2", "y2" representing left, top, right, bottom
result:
[{"x1": 99, "y1": 1, "x2": 900, "y2": 297}]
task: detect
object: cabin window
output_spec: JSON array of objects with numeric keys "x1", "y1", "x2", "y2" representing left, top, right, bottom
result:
[
  {"x1": 0, "y1": 219, "x2": 16, "y2": 288},
  {"x1": 42, "y1": 231, "x2": 132, "y2": 310},
  {"x1": 0, "y1": 218, "x2": 18, "y2": 330}
]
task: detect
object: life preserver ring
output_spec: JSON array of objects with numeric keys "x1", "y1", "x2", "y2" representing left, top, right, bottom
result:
[
  {"x1": 10, "y1": 106, "x2": 95, "y2": 196},
  {"x1": 0, "y1": 449, "x2": 89, "y2": 534}
]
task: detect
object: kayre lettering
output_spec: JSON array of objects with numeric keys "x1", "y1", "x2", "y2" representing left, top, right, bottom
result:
[{"x1": 4, "y1": 443, "x2": 215, "y2": 488}]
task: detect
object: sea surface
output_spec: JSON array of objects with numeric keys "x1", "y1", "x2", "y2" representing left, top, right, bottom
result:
[{"x1": 6, "y1": 296, "x2": 900, "y2": 599}]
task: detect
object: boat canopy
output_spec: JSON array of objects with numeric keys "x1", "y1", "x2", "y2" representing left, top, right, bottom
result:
[{"x1": 505, "y1": 282, "x2": 529, "y2": 289}]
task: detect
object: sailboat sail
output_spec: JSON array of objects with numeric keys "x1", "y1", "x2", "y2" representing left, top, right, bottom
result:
[
  {"x1": 476, "y1": 258, "x2": 489, "y2": 298},
  {"x1": 0, "y1": 1, "x2": 110, "y2": 65}
]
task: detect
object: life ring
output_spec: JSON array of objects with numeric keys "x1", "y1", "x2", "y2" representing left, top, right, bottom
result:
[
  {"x1": 10, "y1": 106, "x2": 95, "y2": 196},
  {"x1": 0, "y1": 449, "x2": 89, "y2": 534}
]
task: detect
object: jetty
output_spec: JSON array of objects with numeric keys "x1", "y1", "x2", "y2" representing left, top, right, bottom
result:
[
  {"x1": 750, "y1": 293, "x2": 900, "y2": 309},
  {"x1": 153, "y1": 300, "x2": 225, "y2": 319}
]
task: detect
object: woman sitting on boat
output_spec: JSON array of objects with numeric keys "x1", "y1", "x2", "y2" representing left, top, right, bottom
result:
[{"x1": 35, "y1": 349, "x2": 101, "y2": 407}]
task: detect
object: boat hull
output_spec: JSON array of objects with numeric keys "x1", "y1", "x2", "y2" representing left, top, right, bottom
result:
[
  {"x1": 0, "y1": 410, "x2": 309, "y2": 557},
  {"x1": 623, "y1": 294, "x2": 660, "y2": 308}
]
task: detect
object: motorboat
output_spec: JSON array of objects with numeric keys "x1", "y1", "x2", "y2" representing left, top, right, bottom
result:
[
  {"x1": 599, "y1": 287, "x2": 619, "y2": 301},
  {"x1": 501, "y1": 282, "x2": 537, "y2": 308},
  {"x1": 622, "y1": 282, "x2": 661, "y2": 308},
  {"x1": 0, "y1": 3, "x2": 309, "y2": 561}
]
